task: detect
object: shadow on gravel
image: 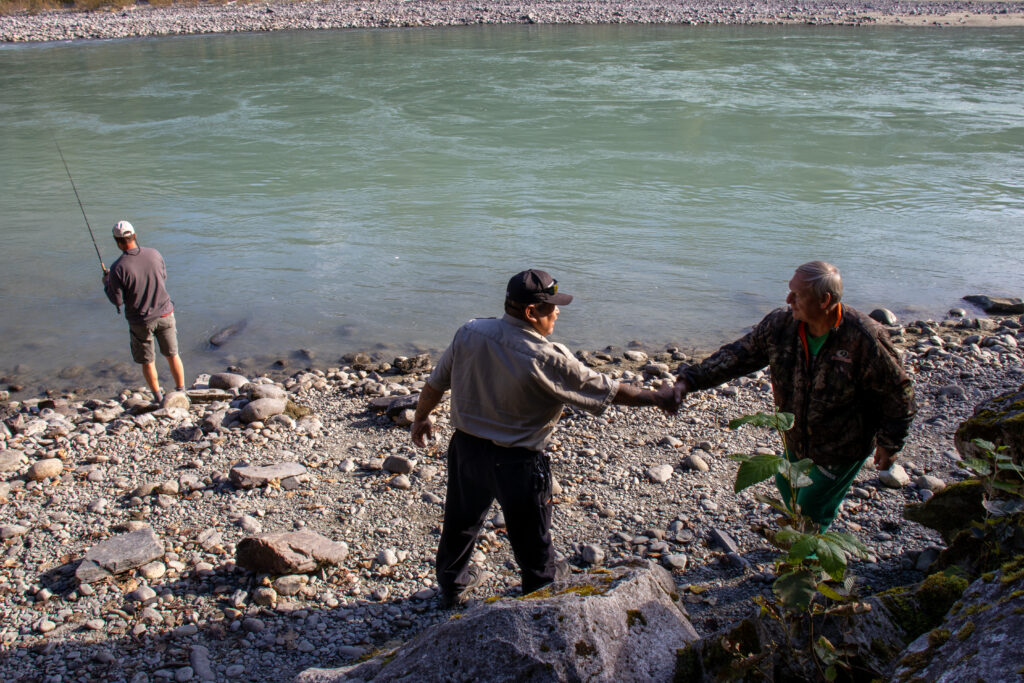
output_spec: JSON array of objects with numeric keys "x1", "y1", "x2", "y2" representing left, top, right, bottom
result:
[{"x1": 2, "y1": 560, "x2": 452, "y2": 683}]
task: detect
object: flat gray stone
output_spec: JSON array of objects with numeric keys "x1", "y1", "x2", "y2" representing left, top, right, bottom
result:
[
  {"x1": 236, "y1": 531, "x2": 349, "y2": 574},
  {"x1": 186, "y1": 388, "x2": 234, "y2": 403},
  {"x1": 0, "y1": 524, "x2": 29, "y2": 540},
  {"x1": 708, "y1": 529, "x2": 740, "y2": 555},
  {"x1": 76, "y1": 527, "x2": 164, "y2": 583},
  {"x1": 229, "y1": 462, "x2": 307, "y2": 488},
  {"x1": 0, "y1": 449, "x2": 25, "y2": 473}
]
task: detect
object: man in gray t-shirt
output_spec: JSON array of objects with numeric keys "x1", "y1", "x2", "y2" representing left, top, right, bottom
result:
[
  {"x1": 411, "y1": 269, "x2": 677, "y2": 609},
  {"x1": 102, "y1": 220, "x2": 185, "y2": 404}
]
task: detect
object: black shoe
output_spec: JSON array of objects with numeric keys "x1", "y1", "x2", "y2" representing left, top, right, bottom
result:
[{"x1": 439, "y1": 565, "x2": 487, "y2": 610}]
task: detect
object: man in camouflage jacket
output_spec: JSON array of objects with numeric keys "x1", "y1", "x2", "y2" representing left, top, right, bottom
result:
[{"x1": 673, "y1": 261, "x2": 917, "y2": 529}]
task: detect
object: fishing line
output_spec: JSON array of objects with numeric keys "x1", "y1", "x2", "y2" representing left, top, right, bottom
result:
[{"x1": 55, "y1": 139, "x2": 106, "y2": 272}]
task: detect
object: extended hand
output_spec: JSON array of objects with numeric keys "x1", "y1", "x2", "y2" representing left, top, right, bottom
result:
[
  {"x1": 410, "y1": 417, "x2": 434, "y2": 447},
  {"x1": 654, "y1": 383, "x2": 680, "y2": 414},
  {"x1": 874, "y1": 445, "x2": 896, "y2": 470},
  {"x1": 672, "y1": 378, "x2": 689, "y2": 406}
]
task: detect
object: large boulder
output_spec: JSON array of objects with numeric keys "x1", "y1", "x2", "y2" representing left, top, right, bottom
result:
[
  {"x1": 294, "y1": 562, "x2": 698, "y2": 682},
  {"x1": 678, "y1": 569, "x2": 968, "y2": 681},
  {"x1": 239, "y1": 398, "x2": 287, "y2": 424},
  {"x1": 890, "y1": 561, "x2": 1024, "y2": 681},
  {"x1": 954, "y1": 382, "x2": 1024, "y2": 462},
  {"x1": 904, "y1": 480, "x2": 986, "y2": 544},
  {"x1": 236, "y1": 531, "x2": 349, "y2": 574},
  {"x1": 962, "y1": 295, "x2": 1024, "y2": 315}
]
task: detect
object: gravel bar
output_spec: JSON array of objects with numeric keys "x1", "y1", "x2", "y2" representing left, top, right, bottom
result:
[
  {"x1": 3, "y1": 0, "x2": 1024, "y2": 43},
  {"x1": 0, "y1": 313, "x2": 1022, "y2": 681}
]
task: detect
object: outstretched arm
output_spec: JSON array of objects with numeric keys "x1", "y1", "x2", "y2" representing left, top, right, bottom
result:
[
  {"x1": 612, "y1": 382, "x2": 679, "y2": 414},
  {"x1": 411, "y1": 383, "x2": 445, "y2": 447}
]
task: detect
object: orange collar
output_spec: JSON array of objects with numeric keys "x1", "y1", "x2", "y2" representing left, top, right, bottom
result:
[{"x1": 798, "y1": 303, "x2": 843, "y2": 365}]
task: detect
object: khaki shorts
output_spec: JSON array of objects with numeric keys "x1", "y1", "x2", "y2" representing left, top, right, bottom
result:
[{"x1": 129, "y1": 314, "x2": 179, "y2": 364}]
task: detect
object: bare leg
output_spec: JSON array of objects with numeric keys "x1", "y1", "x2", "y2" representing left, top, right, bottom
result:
[
  {"x1": 166, "y1": 354, "x2": 185, "y2": 391},
  {"x1": 141, "y1": 361, "x2": 162, "y2": 401}
]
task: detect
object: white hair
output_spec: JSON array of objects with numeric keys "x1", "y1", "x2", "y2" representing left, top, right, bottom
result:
[{"x1": 796, "y1": 261, "x2": 842, "y2": 303}]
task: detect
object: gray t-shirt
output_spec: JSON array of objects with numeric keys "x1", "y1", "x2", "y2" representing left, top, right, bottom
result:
[
  {"x1": 104, "y1": 246, "x2": 174, "y2": 324},
  {"x1": 427, "y1": 314, "x2": 618, "y2": 451}
]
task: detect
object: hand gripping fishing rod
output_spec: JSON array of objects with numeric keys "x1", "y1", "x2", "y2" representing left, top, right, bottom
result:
[{"x1": 55, "y1": 140, "x2": 106, "y2": 273}]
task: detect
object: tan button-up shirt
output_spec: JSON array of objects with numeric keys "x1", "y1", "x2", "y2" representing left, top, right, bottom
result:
[{"x1": 427, "y1": 315, "x2": 618, "y2": 451}]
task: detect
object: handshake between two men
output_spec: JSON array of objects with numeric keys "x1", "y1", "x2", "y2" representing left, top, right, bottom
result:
[{"x1": 409, "y1": 264, "x2": 916, "y2": 608}]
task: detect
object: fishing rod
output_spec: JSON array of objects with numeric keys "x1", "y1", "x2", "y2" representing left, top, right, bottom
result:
[{"x1": 55, "y1": 139, "x2": 106, "y2": 273}]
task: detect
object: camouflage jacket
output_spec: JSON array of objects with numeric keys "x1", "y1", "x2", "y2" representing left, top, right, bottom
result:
[{"x1": 679, "y1": 305, "x2": 917, "y2": 467}]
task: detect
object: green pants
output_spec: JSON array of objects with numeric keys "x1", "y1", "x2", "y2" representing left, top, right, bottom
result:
[{"x1": 775, "y1": 455, "x2": 866, "y2": 532}]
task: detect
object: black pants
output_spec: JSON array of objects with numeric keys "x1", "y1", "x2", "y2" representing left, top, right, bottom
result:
[{"x1": 436, "y1": 430, "x2": 555, "y2": 596}]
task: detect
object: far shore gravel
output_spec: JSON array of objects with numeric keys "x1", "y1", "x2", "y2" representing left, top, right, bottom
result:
[{"x1": 2, "y1": 0, "x2": 1024, "y2": 43}]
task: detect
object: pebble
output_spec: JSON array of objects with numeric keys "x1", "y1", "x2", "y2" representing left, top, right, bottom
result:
[
  {"x1": 581, "y1": 544, "x2": 605, "y2": 565},
  {"x1": 27, "y1": 458, "x2": 63, "y2": 480},
  {"x1": 878, "y1": 464, "x2": 911, "y2": 488},
  {"x1": 916, "y1": 475, "x2": 946, "y2": 492},
  {"x1": 646, "y1": 464, "x2": 674, "y2": 483},
  {"x1": 684, "y1": 452, "x2": 709, "y2": 472}
]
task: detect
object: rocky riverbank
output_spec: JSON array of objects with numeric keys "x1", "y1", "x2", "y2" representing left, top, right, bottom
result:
[
  {"x1": 2, "y1": 0, "x2": 1024, "y2": 43},
  {"x1": 0, "y1": 309, "x2": 1022, "y2": 681}
]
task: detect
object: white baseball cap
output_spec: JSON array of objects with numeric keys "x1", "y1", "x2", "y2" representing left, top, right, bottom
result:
[{"x1": 112, "y1": 220, "x2": 136, "y2": 239}]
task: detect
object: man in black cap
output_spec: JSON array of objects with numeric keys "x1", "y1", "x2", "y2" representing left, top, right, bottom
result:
[{"x1": 411, "y1": 269, "x2": 677, "y2": 608}]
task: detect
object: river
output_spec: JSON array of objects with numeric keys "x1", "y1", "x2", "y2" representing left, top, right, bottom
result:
[{"x1": 1, "y1": 24, "x2": 1022, "y2": 395}]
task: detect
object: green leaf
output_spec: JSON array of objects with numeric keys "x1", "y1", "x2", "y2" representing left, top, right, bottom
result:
[
  {"x1": 962, "y1": 457, "x2": 992, "y2": 476},
  {"x1": 734, "y1": 454, "x2": 785, "y2": 493},
  {"x1": 814, "y1": 539, "x2": 848, "y2": 582},
  {"x1": 774, "y1": 569, "x2": 818, "y2": 611},
  {"x1": 728, "y1": 411, "x2": 794, "y2": 432},
  {"x1": 816, "y1": 582, "x2": 849, "y2": 602},
  {"x1": 820, "y1": 531, "x2": 870, "y2": 559},
  {"x1": 825, "y1": 665, "x2": 837, "y2": 682},
  {"x1": 774, "y1": 527, "x2": 807, "y2": 547},
  {"x1": 971, "y1": 438, "x2": 996, "y2": 452},
  {"x1": 990, "y1": 480, "x2": 1024, "y2": 494},
  {"x1": 787, "y1": 536, "x2": 818, "y2": 563},
  {"x1": 779, "y1": 457, "x2": 815, "y2": 489}
]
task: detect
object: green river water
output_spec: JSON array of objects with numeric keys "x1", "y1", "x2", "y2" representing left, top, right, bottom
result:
[{"x1": 0, "y1": 24, "x2": 1022, "y2": 391}]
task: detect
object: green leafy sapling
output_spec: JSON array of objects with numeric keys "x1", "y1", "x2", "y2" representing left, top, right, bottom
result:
[{"x1": 728, "y1": 411, "x2": 869, "y2": 612}]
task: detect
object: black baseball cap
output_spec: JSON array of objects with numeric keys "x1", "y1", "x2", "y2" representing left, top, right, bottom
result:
[{"x1": 506, "y1": 269, "x2": 573, "y2": 306}]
